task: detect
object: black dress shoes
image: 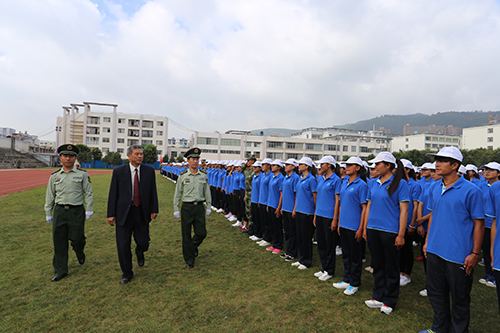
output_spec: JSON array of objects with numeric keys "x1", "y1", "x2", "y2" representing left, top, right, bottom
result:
[
  {"x1": 120, "y1": 276, "x2": 133, "y2": 284},
  {"x1": 51, "y1": 273, "x2": 67, "y2": 282},
  {"x1": 78, "y1": 253, "x2": 86, "y2": 265},
  {"x1": 186, "y1": 262, "x2": 194, "y2": 269},
  {"x1": 137, "y1": 251, "x2": 145, "y2": 267}
]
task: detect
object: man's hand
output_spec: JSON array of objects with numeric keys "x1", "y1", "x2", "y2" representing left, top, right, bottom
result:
[
  {"x1": 395, "y1": 235, "x2": 405, "y2": 250},
  {"x1": 85, "y1": 211, "x2": 94, "y2": 219},
  {"x1": 46, "y1": 216, "x2": 53, "y2": 223},
  {"x1": 151, "y1": 213, "x2": 158, "y2": 219},
  {"x1": 206, "y1": 209, "x2": 211, "y2": 216},
  {"x1": 174, "y1": 211, "x2": 180, "y2": 218},
  {"x1": 464, "y1": 253, "x2": 479, "y2": 275},
  {"x1": 108, "y1": 217, "x2": 116, "y2": 226}
]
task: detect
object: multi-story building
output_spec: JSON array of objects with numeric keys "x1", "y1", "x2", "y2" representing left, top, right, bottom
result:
[
  {"x1": 192, "y1": 127, "x2": 392, "y2": 162},
  {"x1": 57, "y1": 102, "x2": 177, "y2": 159},
  {"x1": 391, "y1": 133, "x2": 461, "y2": 153},
  {"x1": 462, "y1": 123, "x2": 500, "y2": 150},
  {"x1": 403, "y1": 124, "x2": 462, "y2": 136}
]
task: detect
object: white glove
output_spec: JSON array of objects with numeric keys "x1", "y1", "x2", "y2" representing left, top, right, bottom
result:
[
  {"x1": 173, "y1": 211, "x2": 180, "y2": 218},
  {"x1": 206, "y1": 209, "x2": 211, "y2": 216},
  {"x1": 85, "y1": 211, "x2": 94, "y2": 219},
  {"x1": 46, "y1": 216, "x2": 53, "y2": 223}
]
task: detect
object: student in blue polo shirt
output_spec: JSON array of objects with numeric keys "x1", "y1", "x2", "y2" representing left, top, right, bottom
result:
[
  {"x1": 313, "y1": 155, "x2": 342, "y2": 282},
  {"x1": 333, "y1": 156, "x2": 368, "y2": 296},
  {"x1": 292, "y1": 157, "x2": 318, "y2": 270},
  {"x1": 420, "y1": 147, "x2": 485, "y2": 333},
  {"x1": 363, "y1": 152, "x2": 409, "y2": 316},
  {"x1": 232, "y1": 163, "x2": 246, "y2": 227},
  {"x1": 278, "y1": 158, "x2": 300, "y2": 261},
  {"x1": 488, "y1": 179, "x2": 500, "y2": 315},
  {"x1": 249, "y1": 161, "x2": 263, "y2": 241},
  {"x1": 257, "y1": 159, "x2": 273, "y2": 247},
  {"x1": 266, "y1": 160, "x2": 286, "y2": 254}
]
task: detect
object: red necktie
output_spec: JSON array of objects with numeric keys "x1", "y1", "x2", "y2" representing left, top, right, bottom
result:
[{"x1": 133, "y1": 168, "x2": 141, "y2": 207}]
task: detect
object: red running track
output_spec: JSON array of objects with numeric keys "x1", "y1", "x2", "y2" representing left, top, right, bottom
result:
[{"x1": 0, "y1": 169, "x2": 113, "y2": 197}]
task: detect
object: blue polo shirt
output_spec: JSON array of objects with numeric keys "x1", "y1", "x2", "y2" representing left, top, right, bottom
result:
[
  {"x1": 295, "y1": 173, "x2": 317, "y2": 215},
  {"x1": 251, "y1": 172, "x2": 262, "y2": 203},
  {"x1": 233, "y1": 171, "x2": 245, "y2": 191},
  {"x1": 315, "y1": 173, "x2": 342, "y2": 219},
  {"x1": 339, "y1": 176, "x2": 368, "y2": 231},
  {"x1": 258, "y1": 171, "x2": 272, "y2": 205},
  {"x1": 487, "y1": 181, "x2": 500, "y2": 271},
  {"x1": 281, "y1": 172, "x2": 300, "y2": 213},
  {"x1": 427, "y1": 175, "x2": 485, "y2": 265},
  {"x1": 367, "y1": 175, "x2": 410, "y2": 234},
  {"x1": 268, "y1": 172, "x2": 285, "y2": 209},
  {"x1": 418, "y1": 179, "x2": 437, "y2": 232},
  {"x1": 407, "y1": 178, "x2": 422, "y2": 227},
  {"x1": 226, "y1": 173, "x2": 234, "y2": 194},
  {"x1": 482, "y1": 183, "x2": 495, "y2": 229}
]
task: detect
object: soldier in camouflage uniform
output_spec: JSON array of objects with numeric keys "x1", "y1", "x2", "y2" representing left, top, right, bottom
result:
[{"x1": 241, "y1": 156, "x2": 256, "y2": 234}]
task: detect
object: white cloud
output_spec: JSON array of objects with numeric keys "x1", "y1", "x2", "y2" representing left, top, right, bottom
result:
[{"x1": 0, "y1": 0, "x2": 499, "y2": 140}]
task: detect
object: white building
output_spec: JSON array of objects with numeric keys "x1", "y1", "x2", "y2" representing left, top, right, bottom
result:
[
  {"x1": 391, "y1": 133, "x2": 461, "y2": 153},
  {"x1": 462, "y1": 123, "x2": 500, "y2": 150},
  {"x1": 57, "y1": 102, "x2": 181, "y2": 159}
]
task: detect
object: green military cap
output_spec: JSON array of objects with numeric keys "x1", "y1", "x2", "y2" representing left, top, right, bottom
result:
[
  {"x1": 246, "y1": 155, "x2": 256, "y2": 161},
  {"x1": 184, "y1": 147, "x2": 201, "y2": 159},
  {"x1": 57, "y1": 144, "x2": 79, "y2": 156}
]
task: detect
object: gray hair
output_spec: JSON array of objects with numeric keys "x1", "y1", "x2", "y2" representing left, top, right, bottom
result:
[{"x1": 127, "y1": 145, "x2": 143, "y2": 155}]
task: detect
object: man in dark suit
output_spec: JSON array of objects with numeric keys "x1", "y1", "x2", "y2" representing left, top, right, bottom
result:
[{"x1": 107, "y1": 145, "x2": 159, "y2": 284}]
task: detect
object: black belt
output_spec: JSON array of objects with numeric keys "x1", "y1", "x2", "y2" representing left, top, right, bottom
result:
[
  {"x1": 183, "y1": 201, "x2": 205, "y2": 205},
  {"x1": 57, "y1": 204, "x2": 83, "y2": 209}
]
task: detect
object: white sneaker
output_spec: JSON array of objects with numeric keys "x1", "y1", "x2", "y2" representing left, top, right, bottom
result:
[
  {"x1": 365, "y1": 299, "x2": 383, "y2": 308},
  {"x1": 400, "y1": 276, "x2": 411, "y2": 286},
  {"x1": 251, "y1": 236, "x2": 262, "y2": 241},
  {"x1": 232, "y1": 221, "x2": 242, "y2": 227},
  {"x1": 380, "y1": 305, "x2": 393, "y2": 315},
  {"x1": 291, "y1": 261, "x2": 301, "y2": 266},
  {"x1": 229, "y1": 217, "x2": 237, "y2": 222},
  {"x1": 344, "y1": 286, "x2": 358, "y2": 295},
  {"x1": 297, "y1": 264, "x2": 308, "y2": 270},
  {"x1": 319, "y1": 274, "x2": 333, "y2": 281},
  {"x1": 333, "y1": 281, "x2": 350, "y2": 289},
  {"x1": 365, "y1": 266, "x2": 373, "y2": 274},
  {"x1": 249, "y1": 235, "x2": 258, "y2": 241},
  {"x1": 314, "y1": 270, "x2": 325, "y2": 277},
  {"x1": 216, "y1": 208, "x2": 223, "y2": 213},
  {"x1": 419, "y1": 289, "x2": 428, "y2": 297},
  {"x1": 336, "y1": 246, "x2": 342, "y2": 256},
  {"x1": 259, "y1": 241, "x2": 271, "y2": 247}
]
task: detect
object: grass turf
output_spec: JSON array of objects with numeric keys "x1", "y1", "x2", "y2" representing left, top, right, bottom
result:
[{"x1": 0, "y1": 173, "x2": 498, "y2": 332}]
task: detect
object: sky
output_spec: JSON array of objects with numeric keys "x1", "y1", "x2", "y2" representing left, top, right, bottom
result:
[{"x1": 1, "y1": 0, "x2": 500, "y2": 140}]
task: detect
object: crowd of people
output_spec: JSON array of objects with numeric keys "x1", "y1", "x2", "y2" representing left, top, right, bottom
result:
[{"x1": 162, "y1": 147, "x2": 499, "y2": 333}]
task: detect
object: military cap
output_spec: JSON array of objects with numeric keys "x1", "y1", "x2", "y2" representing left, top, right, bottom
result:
[
  {"x1": 246, "y1": 155, "x2": 257, "y2": 161},
  {"x1": 184, "y1": 147, "x2": 201, "y2": 159},
  {"x1": 57, "y1": 144, "x2": 79, "y2": 156}
]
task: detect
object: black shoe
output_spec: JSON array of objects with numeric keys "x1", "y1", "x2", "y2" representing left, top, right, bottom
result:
[
  {"x1": 137, "y1": 251, "x2": 145, "y2": 267},
  {"x1": 51, "y1": 273, "x2": 67, "y2": 282},
  {"x1": 194, "y1": 249, "x2": 198, "y2": 258},
  {"x1": 120, "y1": 276, "x2": 133, "y2": 284},
  {"x1": 186, "y1": 262, "x2": 194, "y2": 269},
  {"x1": 78, "y1": 253, "x2": 85, "y2": 265},
  {"x1": 242, "y1": 225, "x2": 254, "y2": 235}
]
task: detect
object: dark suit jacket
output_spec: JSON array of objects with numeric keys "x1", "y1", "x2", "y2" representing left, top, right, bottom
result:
[{"x1": 107, "y1": 164, "x2": 159, "y2": 227}]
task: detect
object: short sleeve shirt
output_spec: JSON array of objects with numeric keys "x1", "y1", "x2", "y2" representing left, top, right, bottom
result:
[
  {"x1": 281, "y1": 172, "x2": 300, "y2": 212},
  {"x1": 295, "y1": 173, "x2": 317, "y2": 215},
  {"x1": 339, "y1": 177, "x2": 368, "y2": 231},
  {"x1": 315, "y1": 173, "x2": 342, "y2": 219}
]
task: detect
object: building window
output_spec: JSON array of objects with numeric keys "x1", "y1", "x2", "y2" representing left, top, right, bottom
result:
[
  {"x1": 255, "y1": 152, "x2": 260, "y2": 158},
  {"x1": 157, "y1": 131, "x2": 163, "y2": 136},
  {"x1": 351, "y1": 146, "x2": 356, "y2": 152},
  {"x1": 103, "y1": 117, "x2": 111, "y2": 123},
  {"x1": 325, "y1": 145, "x2": 337, "y2": 151},
  {"x1": 156, "y1": 140, "x2": 163, "y2": 146},
  {"x1": 287, "y1": 142, "x2": 303, "y2": 149},
  {"x1": 220, "y1": 150, "x2": 240, "y2": 154},
  {"x1": 168, "y1": 139, "x2": 176, "y2": 145},
  {"x1": 142, "y1": 140, "x2": 153, "y2": 145},
  {"x1": 405, "y1": 144, "x2": 408, "y2": 149},
  {"x1": 103, "y1": 127, "x2": 111, "y2": 133},
  {"x1": 117, "y1": 148, "x2": 124, "y2": 153},
  {"x1": 267, "y1": 141, "x2": 283, "y2": 149},
  {"x1": 128, "y1": 129, "x2": 139, "y2": 137},
  {"x1": 142, "y1": 130, "x2": 153, "y2": 138},
  {"x1": 425, "y1": 136, "x2": 431, "y2": 141},
  {"x1": 221, "y1": 139, "x2": 241, "y2": 146},
  {"x1": 118, "y1": 118, "x2": 125, "y2": 123},
  {"x1": 360, "y1": 147, "x2": 371, "y2": 153},
  {"x1": 128, "y1": 139, "x2": 139, "y2": 146},
  {"x1": 343, "y1": 145, "x2": 348, "y2": 152},
  {"x1": 452, "y1": 138, "x2": 459, "y2": 143},
  {"x1": 86, "y1": 127, "x2": 100, "y2": 135},
  {"x1": 102, "y1": 138, "x2": 110, "y2": 143},
  {"x1": 266, "y1": 152, "x2": 283, "y2": 159},
  {"x1": 488, "y1": 146, "x2": 493, "y2": 150},
  {"x1": 202, "y1": 149, "x2": 218, "y2": 154},
  {"x1": 306, "y1": 154, "x2": 321, "y2": 160},
  {"x1": 157, "y1": 150, "x2": 162, "y2": 155},
  {"x1": 254, "y1": 142, "x2": 261, "y2": 147},
  {"x1": 286, "y1": 153, "x2": 300, "y2": 160},
  {"x1": 142, "y1": 120, "x2": 154, "y2": 128},
  {"x1": 171, "y1": 151, "x2": 177, "y2": 158},
  {"x1": 488, "y1": 137, "x2": 493, "y2": 142},
  {"x1": 157, "y1": 121, "x2": 164, "y2": 126},
  {"x1": 102, "y1": 147, "x2": 109, "y2": 153},
  {"x1": 118, "y1": 128, "x2": 125, "y2": 134},
  {"x1": 117, "y1": 138, "x2": 125, "y2": 144},
  {"x1": 128, "y1": 119, "x2": 140, "y2": 127},
  {"x1": 305, "y1": 143, "x2": 322, "y2": 150},
  {"x1": 86, "y1": 137, "x2": 99, "y2": 145},
  {"x1": 488, "y1": 128, "x2": 493, "y2": 134},
  {"x1": 87, "y1": 116, "x2": 100, "y2": 124},
  {"x1": 405, "y1": 138, "x2": 408, "y2": 142},
  {"x1": 198, "y1": 137, "x2": 218, "y2": 145}
]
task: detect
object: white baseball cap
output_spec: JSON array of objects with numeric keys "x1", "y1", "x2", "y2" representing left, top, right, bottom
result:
[
  {"x1": 465, "y1": 164, "x2": 478, "y2": 173},
  {"x1": 483, "y1": 162, "x2": 500, "y2": 171},
  {"x1": 317, "y1": 155, "x2": 337, "y2": 165},
  {"x1": 261, "y1": 158, "x2": 273, "y2": 165},
  {"x1": 426, "y1": 147, "x2": 463, "y2": 162},
  {"x1": 285, "y1": 158, "x2": 298, "y2": 167},
  {"x1": 251, "y1": 161, "x2": 262, "y2": 167},
  {"x1": 401, "y1": 158, "x2": 414, "y2": 169},
  {"x1": 298, "y1": 157, "x2": 313, "y2": 167},
  {"x1": 368, "y1": 152, "x2": 397, "y2": 165},
  {"x1": 271, "y1": 159, "x2": 284, "y2": 167},
  {"x1": 458, "y1": 165, "x2": 467, "y2": 174},
  {"x1": 345, "y1": 156, "x2": 364, "y2": 167}
]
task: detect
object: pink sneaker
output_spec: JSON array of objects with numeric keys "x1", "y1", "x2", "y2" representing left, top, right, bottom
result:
[
  {"x1": 266, "y1": 246, "x2": 275, "y2": 251},
  {"x1": 272, "y1": 249, "x2": 283, "y2": 254}
]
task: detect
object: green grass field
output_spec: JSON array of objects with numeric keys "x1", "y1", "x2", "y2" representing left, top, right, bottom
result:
[{"x1": 0, "y1": 173, "x2": 498, "y2": 332}]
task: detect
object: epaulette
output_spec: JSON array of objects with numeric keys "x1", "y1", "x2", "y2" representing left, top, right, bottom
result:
[
  {"x1": 51, "y1": 169, "x2": 60, "y2": 175},
  {"x1": 200, "y1": 170, "x2": 207, "y2": 174},
  {"x1": 77, "y1": 167, "x2": 88, "y2": 173},
  {"x1": 180, "y1": 170, "x2": 188, "y2": 175}
]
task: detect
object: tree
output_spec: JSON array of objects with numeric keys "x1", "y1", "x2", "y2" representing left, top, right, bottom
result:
[
  {"x1": 162, "y1": 154, "x2": 169, "y2": 163},
  {"x1": 365, "y1": 154, "x2": 375, "y2": 161},
  {"x1": 91, "y1": 147, "x2": 102, "y2": 168},
  {"x1": 142, "y1": 144, "x2": 158, "y2": 164},
  {"x1": 75, "y1": 144, "x2": 92, "y2": 164},
  {"x1": 176, "y1": 155, "x2": 184, "y2": 162},
  {"x1": 102, "y1": 151, "x2": 122, "y2": 168},
  {"x1": 169, "y1": 155, "x2": 177, "y2": 163},
  {"x1": 342, "y1": 155, "x2": 350, "y2": 161}
]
